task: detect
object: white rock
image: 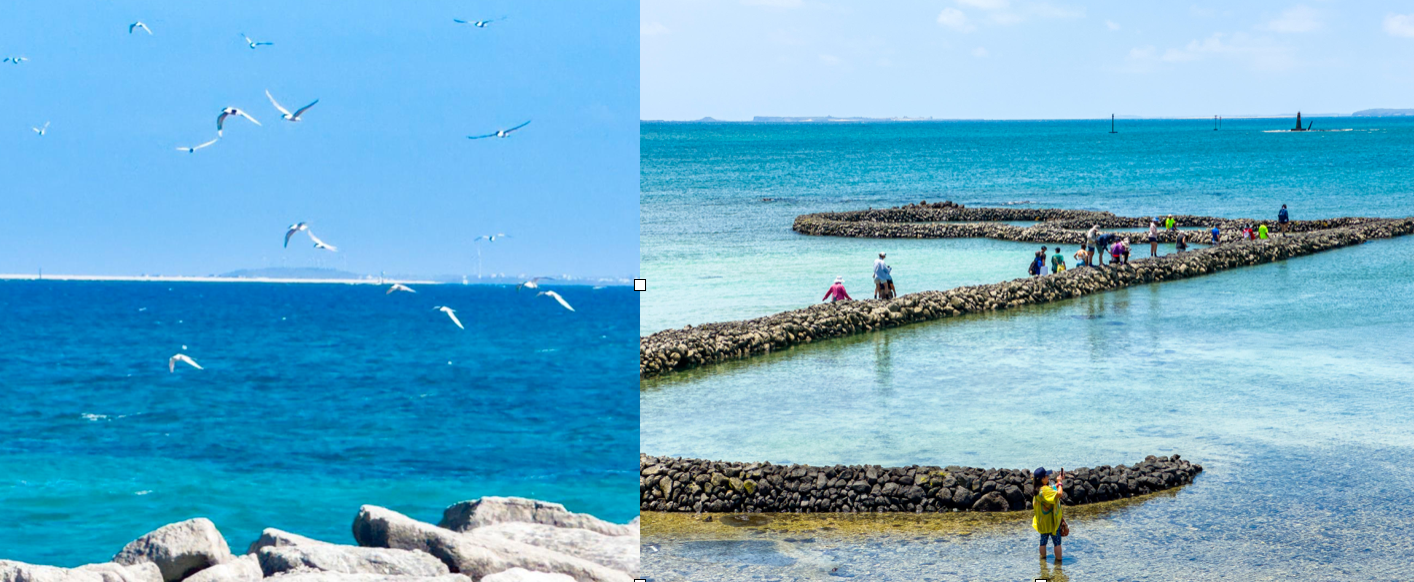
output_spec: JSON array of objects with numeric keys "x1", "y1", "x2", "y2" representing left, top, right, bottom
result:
[
  {"x1": 182, "y1": 555, "x2": 262, "y2": 582},
  {"x1": 438, "y1": 498, "x2": 634, "y2": 537},
  {"x1": 480, "y1": 568, "x2": 575, "y2": 582},
  {"x1": 470, "y1": 523, "x2": 637, "y2": 575},
  {"x1": 112, "y1": 518, "x2": 233, "y2": 582}
]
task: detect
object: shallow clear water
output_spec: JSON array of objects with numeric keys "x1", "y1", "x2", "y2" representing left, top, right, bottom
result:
[
  {"x1": 641, "y1": 237, "x2": 1414, "y2": 580},
  {"x1": 640, "y1": 118, "x2": 1414, "y2": 334},
  {"x1": 0, "y1": 281, "x2": 637, "y2": 565},
  {"x1": 640, "y1": 119, "x2": 1414, "y2": 580}
]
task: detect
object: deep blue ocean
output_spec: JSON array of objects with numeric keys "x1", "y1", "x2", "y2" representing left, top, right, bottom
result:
[
  {"x1": 0, "y1": 281, "x2": 637, "y2": 565},
  {"x1": 640, "y1": 118, "x2": 1414, "y2": 580}
]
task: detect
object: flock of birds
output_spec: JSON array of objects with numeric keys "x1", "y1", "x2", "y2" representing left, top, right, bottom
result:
[
  {"x1": 17, "y1": 19, "x2": 530, "y2": 150},
  {"x1": 6, "y1": 16, "x2": 582, "y2": 373}
]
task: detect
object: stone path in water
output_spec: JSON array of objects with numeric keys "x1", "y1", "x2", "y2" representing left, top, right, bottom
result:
[
  {"x1": 640, "y1": 203, "x2": 1414, "y2": 380},
  {"x1": 641, "y1": 454, "x2": 1201, "y2": 515}
]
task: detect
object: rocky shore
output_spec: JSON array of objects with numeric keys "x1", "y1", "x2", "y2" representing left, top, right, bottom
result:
[
  {"x1": 0, "y1": 497, "x2": 639, "y2": 582},
  {"x1": 640, "y1": 454, "x2": 1201, "y2": 514},
  {"x1": 640, "y1": 206, "x2": 1414, "y2": 379}
]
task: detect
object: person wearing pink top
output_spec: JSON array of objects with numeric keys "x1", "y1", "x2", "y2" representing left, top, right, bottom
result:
[{"x1": 822, "y1": 276, "x2": 852, "y2": 302}]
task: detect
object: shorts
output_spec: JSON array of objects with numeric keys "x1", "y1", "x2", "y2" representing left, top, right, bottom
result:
[
  {"x1": 1039, "y1": 532, "x2": 1062, "y2": 547},
  {"x1": 1279, "y1": 217, "x2": 1289, "y2": 224},
  {"x1": 1147, "y1": 235, "x2": 1157, "y2": 243}
]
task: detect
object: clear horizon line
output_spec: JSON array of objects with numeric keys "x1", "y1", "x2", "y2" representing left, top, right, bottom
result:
[{"x1": 641, "y1": 112, "x2": 1384, "y2": 122}]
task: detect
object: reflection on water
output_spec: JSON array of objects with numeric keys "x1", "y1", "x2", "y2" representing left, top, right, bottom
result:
[{"x1": 641, "y1": 237, "x2": 1414, "y2": 580}]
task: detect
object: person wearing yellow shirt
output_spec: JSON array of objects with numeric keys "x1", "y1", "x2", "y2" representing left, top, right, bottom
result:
[
  {"x1": 1258, "y1": 223, "x2": 1269, "y2": 240},
  {"x1": 1165, "y1": 215, "x2": 1176, "y2": 231},
  {"x1": 1033, "y1": 467, "x2": 1066, "y2": 562}
]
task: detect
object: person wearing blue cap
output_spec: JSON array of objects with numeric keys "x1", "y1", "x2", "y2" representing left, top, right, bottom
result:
[{"x1": 1032, "y1": 466, "x2": 1067, "y2": 562}]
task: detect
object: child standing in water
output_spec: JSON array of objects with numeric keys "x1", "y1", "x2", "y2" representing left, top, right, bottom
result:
[{"x1": 1033, "y1": 467, "x2": 1066, "y2": 563}]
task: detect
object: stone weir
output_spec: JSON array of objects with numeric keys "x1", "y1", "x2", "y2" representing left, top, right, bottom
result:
[
  {"x1": 792, "y1": 201, "x2": 1384, "y2": 245},
  {"x1": 640, "y1": 454, "x2": 1202, "y2": 514},
  {"x1": 640, "y1": 209, "x2": 1414, "y2": 379}
]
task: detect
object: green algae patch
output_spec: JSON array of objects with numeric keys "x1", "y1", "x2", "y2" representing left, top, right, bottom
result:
[{"x1": 642, "y1": 485, "x2": 1183, "y2": 541}]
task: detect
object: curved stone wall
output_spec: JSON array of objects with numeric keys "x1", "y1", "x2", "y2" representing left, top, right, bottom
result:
[
  {"x1": 640, "y1": 210, "x2": 1414, "y2": 379},
  {"x1": 640, "y1": 454, "x2": 1202, "y2": 514}
]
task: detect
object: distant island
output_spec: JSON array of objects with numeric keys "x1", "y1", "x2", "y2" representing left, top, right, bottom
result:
[
  {"x1": 751, "y1": 115, "x2": 937, "y2": 122},
  {"x1": 221, "y1": 267, "x2": 369, "y2": 280},
  {"x1": 1351, "y1": 109, "x2": 1414, "y2": 117}
]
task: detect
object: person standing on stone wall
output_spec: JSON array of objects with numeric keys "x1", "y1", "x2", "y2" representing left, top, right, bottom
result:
[
  {"x1": 1211, "y1": 225, "x2": 1221, "y2": 246},
  {"x1": 1148, "y1": 220, "x2": 1160, "y2": 257},
  {"x1": 873, "y1": 253, "x2": 895, "y2": 299},
  {"x1": 1278, "y1": 204, "x2": 1290, "y2": 233},
  {"x1": 1085, "y1": 225, "x2": 1100, "y2": 267},
  {"x1": 1033, "y1": 467, "x2": 1066, "y2": 563},
  {"x1": 1073, "y1": 245, "x2": 1088, "y2": 269}
]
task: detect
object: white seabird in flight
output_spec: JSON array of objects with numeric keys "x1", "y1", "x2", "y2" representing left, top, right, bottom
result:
[
  {"x1": 307, "y1": 231, "x2": 337, "y2": 252},
  {"x1": 453, "y1": 18, "x2": 503, "y2": 28},
  {"x1": 130, "y1": 21, "x2": 152, "y2": 35},
  {"x1": 32, "y1": 122, "x2": 48, "y2": 136},
  {"x1": 3, "y1": 56, "x2": 28, "y2": 64},
  {"x1": 474, "y1": 233, "x2": 509, "y2": 243},
  {"x1": 538, "y1": 290, "x2": 575, "y2": 312},
  {"x1": 284, "y1": 222, "x2": 308, "y2": 247},
  {"x1": 387, "y1": 283, "x2": 416, "y2": 294},
  {"x1": 176, "y1": 137, "x2": 218, "y2": 153},
  {"x1": 434, "y1": 306, "x2": 464, "y2": 330},
  {"x1": 516, "y1": 276, "x2": 554, "y2": 292},
  {"x1": 266, "y1": 90, "x2": 318, "y2": 122},
  {"x1": 217, "y1": 107, "x2": 260, "y2": 136},
  {"x1": 242, "y1": 33, "x2": 273, "y2": 49},
  {"x1": 169, "y1": 353, "x2": 203, "y2": 373},
  {"x1": 467, "y1": 121, "x2": 530, "y2": 140}
]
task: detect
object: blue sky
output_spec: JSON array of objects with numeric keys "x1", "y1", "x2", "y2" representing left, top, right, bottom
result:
[
  {"x1": 0, "y1": 1, "x2": 637, "y2": 279},
  {"x1": 642, "y1": 1, "x2": 1414, "y2": 120}
]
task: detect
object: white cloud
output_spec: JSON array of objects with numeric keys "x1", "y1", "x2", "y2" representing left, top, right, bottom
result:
[
  {"x1": 741, "y1": 0, "x2": 803, "y2": 7},
  {"x1": 991, "y1": 12, "x2": 1024, "y2": 25},
  {"x1": 641, "y1": 22, "x2": 670, "y2": 36},
  {"x1": 1158, "y1": 32, "x2": 1297, "y2": 71},
  {"x1": 1384, "y1": 13, "x2": 1414, "y2": 38},
  {"x1": 958, "y1": 0, "x2": 1009, "y2": 10},
  {"x1": 937, "y1": 8, "x2": 975, "y2": 32},
  {"x1": 1262, "y1": 5, "x2": 1322, "y2": 33},
  {"x1": 1028, "y1": 2, "x2": 1085, "y2": 19},
  {"x1": 1128, "y1": 45, "x2": 1156, "y2": 60},
  {"x1": 1106, "y1": 20, "x2": 1121, "y2": 31},
  {"x1": 819, "y1": 54, "x2": 842, "y2": 66},
  {"x1": 971, "y1": 47, "x2": 989, "y2": 57}
]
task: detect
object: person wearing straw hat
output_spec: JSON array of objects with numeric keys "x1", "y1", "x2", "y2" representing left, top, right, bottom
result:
[
  {"x1": 822, "y1": 276, "x2": 853, "y2": 302},
  {"x1": 1033, "y1": 466, "x2": 1067, "y2": 563}
]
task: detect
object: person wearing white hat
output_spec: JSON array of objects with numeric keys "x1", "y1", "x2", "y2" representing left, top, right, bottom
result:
[{"x1": 822, "y1": 276, "x2": 853, "y2": 302}]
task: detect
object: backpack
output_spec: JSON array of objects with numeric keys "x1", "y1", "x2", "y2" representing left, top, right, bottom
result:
[{"x1": 1028, "y1": 260, "x2": 1039, "y2": 276}]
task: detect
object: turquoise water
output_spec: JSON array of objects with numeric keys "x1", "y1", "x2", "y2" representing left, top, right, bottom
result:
[
  {"x1": 0, "y1": 281, "x2": 637, "y2": 565},
  {"x1": 640, "y1": 118, "x2": 1414, "y2": 334},
  {"x1": 639, "y1": 119, "x2": 1414, "y2": 579}
]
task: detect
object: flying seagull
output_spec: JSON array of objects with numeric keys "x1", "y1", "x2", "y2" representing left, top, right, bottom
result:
[
  {"x1": 467, "y1": 121, "x2": 530, "y2": 140},
  {"x1": 32, "y1": 122, "x2": 48, "y2": 136},
  {"x1": 129, "y1": 21, "x2": 152, "y2": 35},
  {"x1": 242, "y1": 33, "x2": 273, "y2": 49},
  {"x1": 216, "y1": 107, "x2": 260, "y2": 136},
  {"x1": 169, "y1": 353, "x2": 203, "y2": 373},
  {"x1": 538, "y1": 290, "x2": 575, "y2": 312},
  {"x1": 176, "y1": 137, "x2": 218, "y2": 153},
  {"x1": 453, "y1": 18, "x2": 504, "y2": 28},
  {"x1": 284, "y1": 222, "x2": 307, "y2": 247},
  {"x1": 386, "y1": 283, "x2": 416, "y2": 294},
  {"x1": 266, "y1": 90, "x2": 318, "y2": 122},
  {"x1": 474, "y1": 233, "x2": 509, "y2": 242},
  {"x1": 434, "y1": 306, "x2": 464, "y2": 330},
  {"x1": 516, "y1": 276, "x2": 554, "y2": 292},
  {"x1": 307, "y1": 231, "x2": 337, "y2": 252},
  {"x1": 3, "y1": 56, "x2": 28, "y2": 64}
]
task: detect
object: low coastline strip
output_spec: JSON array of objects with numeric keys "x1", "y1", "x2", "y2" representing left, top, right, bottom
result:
[
  {"x1": 640, "y1": 454, "x2": 1201, "y2": 514},
  {"x1": 640, "y1": 209, "x2": 1414, "y2": 379}
]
